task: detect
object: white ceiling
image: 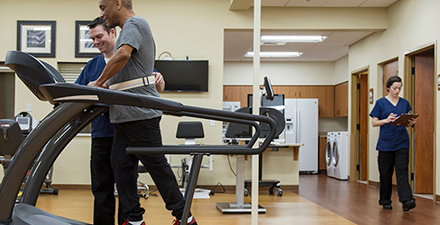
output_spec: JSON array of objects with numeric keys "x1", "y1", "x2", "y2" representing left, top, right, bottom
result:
[
  {"x1": 225, "y1": 0, "x2": 399, "y2": 62},
  {"x1": 224, "y1": 30, "x2": 376, "y2": 62}
]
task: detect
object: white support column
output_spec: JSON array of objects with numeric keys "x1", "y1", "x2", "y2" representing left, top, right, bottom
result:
[{"x1": 251, "y1": 0, "x2": 261, "y2": 224}]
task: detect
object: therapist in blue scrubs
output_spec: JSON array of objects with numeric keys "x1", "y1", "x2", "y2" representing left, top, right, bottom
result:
[{"x1": 370, "y1": 75, "x2": 417, "y2": 212}]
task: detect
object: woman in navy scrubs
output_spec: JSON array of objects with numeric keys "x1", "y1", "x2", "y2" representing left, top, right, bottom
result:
[{"x1": 370, "y1": 76, "x2": 417, "y2": 212}]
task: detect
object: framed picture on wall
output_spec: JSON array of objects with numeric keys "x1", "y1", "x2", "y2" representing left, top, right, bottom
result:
[
  {"x1": 75, "y1": 21, "x2": 100, "y2": 58},
  {"x1": 17, "y1": 21, "x2": 56, "y2": 58}
]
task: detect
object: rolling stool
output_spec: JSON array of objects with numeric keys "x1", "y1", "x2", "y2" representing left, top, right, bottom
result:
[
  {"x1": 175, "y1": 121, "x2": 212, "y2": 199},
  {"x1": 176, "y1": 121, "x2": 205, "y2": 189}
]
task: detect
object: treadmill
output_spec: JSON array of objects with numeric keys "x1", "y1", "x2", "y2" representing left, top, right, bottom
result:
[{"x1": 0, "y1": 51, "x2": 277, "y2": 225}]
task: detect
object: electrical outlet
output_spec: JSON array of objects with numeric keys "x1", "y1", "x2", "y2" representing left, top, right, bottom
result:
[
  {"x1": 210, "y1": 120, "x2": 215, "y2": 126},
  {"x1": 27, "y1": 104, "x2": 32, "y2": 112}
]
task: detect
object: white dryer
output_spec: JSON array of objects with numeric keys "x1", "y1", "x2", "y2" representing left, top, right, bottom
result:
[
  {"x1": 326, "y1": 132, "x2": 335, "y2": 177},
  {"x1": 333, "y1": 131, "x2": 349, "y2": 180}
]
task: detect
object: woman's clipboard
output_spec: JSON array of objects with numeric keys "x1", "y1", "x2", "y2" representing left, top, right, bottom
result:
[{"x1": 390, "y1": 114, "x2": 419, "y2": 126}]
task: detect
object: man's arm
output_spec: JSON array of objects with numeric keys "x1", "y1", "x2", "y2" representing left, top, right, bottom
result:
[{"x1": 88, "y1": 44, "x2": 134, "y2": 88}]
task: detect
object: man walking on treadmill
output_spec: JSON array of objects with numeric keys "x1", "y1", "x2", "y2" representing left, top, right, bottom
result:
[
  {"x1": 88, "y1": 0, "x2": 197, "y2": 224},
  {"x1": 76, "y1": 17, "x2": 165, "y2": 225}
]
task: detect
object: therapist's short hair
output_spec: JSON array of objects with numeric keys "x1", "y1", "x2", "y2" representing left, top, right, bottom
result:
[
  {"x1": 88, "y1": 17, "x2": 111, "y2": 34},
  {"x1": 386, "y1": 76, "x2": 402, "y2": 91}
]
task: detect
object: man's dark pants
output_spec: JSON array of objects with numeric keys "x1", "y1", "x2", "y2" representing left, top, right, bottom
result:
[{"x1": 112, "y1": 117, "x2": 185, "y2": 221}]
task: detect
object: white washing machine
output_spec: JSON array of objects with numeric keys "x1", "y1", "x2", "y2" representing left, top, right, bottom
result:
[
  {"x1": 326, "y1": 132, "x2": 335, "y2": 177},
  {"x1": 333, "y1": 131, "x2": 349, "y2": 180}
]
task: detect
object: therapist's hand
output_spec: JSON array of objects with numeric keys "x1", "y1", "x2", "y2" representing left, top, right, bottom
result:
[
  {"x1": 154, "y1": 71, "x2": 165, "y2": 92},
  {"x1": 153, "y1": 72, "x2": 164, "y2": 85},
  {"x1": 386, "y1": 113, "x2": 397, "y2": 123},
  {"x1": 407, "y1": 117, "x2": 417, "y2": 127}
]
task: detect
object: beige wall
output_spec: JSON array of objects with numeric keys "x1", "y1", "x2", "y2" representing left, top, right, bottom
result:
[
  {"x1": 348, "y1": 0, "x2": 439, "y2": 195},
  {"x1": 224, "y1": 61, "x2": 335, "y2": 85},
  {"x1": 0, "y1": 0, "x2": 388, "y2": 186},
  {"x1": 334, "y1": 56, "x2": 349, "y2": 84}
]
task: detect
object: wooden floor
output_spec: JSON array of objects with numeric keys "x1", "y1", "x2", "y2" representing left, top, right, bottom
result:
[
  {"x1": 36, "y1": 189, "x2": 352, "y2": 224},
  {"x1": 34, "y1": 174, "x2": 440, "y2": 224},
  {"x1": 297, "y1": 174, "x2": 440, "y2": 225}
]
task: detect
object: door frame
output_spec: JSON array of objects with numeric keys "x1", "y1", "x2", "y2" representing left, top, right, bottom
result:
[
  {"x1": 403, "y1": 41, "x2": 437, "y2": 200},
  {"x1": 350, "y1": 66, "x2": 369, "y2": 182},
  {"x1": 0, "y1": 63, "x2": 15, "y2": 119}
]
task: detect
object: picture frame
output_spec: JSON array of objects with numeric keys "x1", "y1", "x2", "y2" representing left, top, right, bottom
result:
[
  {"x1": 75, "y1": 21, "x2": 100, "y2": 58},
  {"x1": 17, "y1": 21, "x2": 56, "y2": 58}
]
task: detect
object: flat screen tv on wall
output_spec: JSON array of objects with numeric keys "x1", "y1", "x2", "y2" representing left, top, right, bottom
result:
[{"x1": 154, "y1": 60, "x2": 209, "y2": 92}]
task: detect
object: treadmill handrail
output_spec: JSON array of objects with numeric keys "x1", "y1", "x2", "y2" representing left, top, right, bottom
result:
[{"x1": 39, "y1": 83, "x2": 277, "y2": 154}]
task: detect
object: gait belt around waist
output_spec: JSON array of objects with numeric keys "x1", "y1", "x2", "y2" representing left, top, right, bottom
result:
[{"x1": 109, "y1": 75, "x2": 156, "y2": 91}]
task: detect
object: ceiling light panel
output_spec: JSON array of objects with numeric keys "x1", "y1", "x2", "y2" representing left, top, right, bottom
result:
[
  {"x1": 246, "y1": 52, "x2": 303, "y2": 57},
  {"x1": 285, "y1": 0, "x2": 329, "y2": 7},
  {"x1": 261, "y1": 35, "x2": 327, "y2": 42},
  {"x1": 360, "y1": 0, "x2": 399, "y2": 7},
  {"x1": 261, "y1": 0, "x2": 289, "y2": 7},
  {"x1": 324, "y1": 0, "x2": 366, "y2": 7}
]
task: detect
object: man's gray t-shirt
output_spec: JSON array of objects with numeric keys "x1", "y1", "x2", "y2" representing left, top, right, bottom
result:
[{"x1": 108, "y1": 16, "x2": 162, "y2": 123}]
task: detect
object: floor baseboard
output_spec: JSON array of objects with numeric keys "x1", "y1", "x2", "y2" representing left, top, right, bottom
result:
[
  {"x1": 368, "y1": 180, "x2": 380, "y2": 188},
  {"x1": 51, "y1": 184, "x2": 299, "y2": 193},
  {"x1": 52, "y1": 184, "x2": 91, "y2": 190}
]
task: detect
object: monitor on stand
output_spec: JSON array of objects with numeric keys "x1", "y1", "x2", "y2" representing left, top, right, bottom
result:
[
  {"x1": 263, "y1": 76, "x2": 274, "y2": 101},
  {"x1": 217, "y1": 76, "x2": 283, "y2": 214}
]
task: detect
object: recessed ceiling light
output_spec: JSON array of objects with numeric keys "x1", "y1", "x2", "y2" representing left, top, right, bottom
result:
[
  {"x1": 245, "y1": 52, "x2": 303, "y2": 57},
  {"x1": 261, "y1": 35, "x2": 327, "y2": 42},
  {"x1": 261, "y1": 41, "x2": 287, "y2": 46}
]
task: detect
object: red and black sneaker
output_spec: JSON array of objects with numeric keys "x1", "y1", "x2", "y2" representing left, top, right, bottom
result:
[
  {"x1": 172, "y1": 216, "x2": 197, "y2": 225},
  {"x1": 122, "y1": 220, "x2": 146, "y2": 225}
]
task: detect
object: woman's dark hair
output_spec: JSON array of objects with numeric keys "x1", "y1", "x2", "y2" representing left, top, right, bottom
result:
[
  {"x1": 88, "y1": 17, "x2": 111, "y2": 34},
  {"x1": 386, "y1": 75, "x2": 402, "y2": 92}
]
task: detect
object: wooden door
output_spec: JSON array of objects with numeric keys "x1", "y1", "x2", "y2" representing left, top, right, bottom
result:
[
  {"x1": 0, "y1": 73, "x2": 15, "y2": 119},
  {"x1": 413, "y1": 49, "x2": 434, "y2": 194},
  {"x1": 359, "y1": 74, "x2": 368, "y2": 181},
  {"x1": 383, "y1": 60, "x2": 398, "y2": 96}
]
